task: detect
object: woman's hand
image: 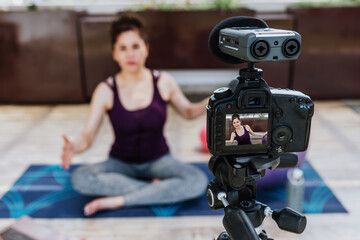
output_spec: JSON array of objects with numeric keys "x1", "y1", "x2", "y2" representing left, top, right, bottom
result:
[{"x1": 61, "y1": 135, "x2": 75, "y2": 170}]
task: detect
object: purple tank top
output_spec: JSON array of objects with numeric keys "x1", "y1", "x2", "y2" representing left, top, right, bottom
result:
[
  {"x1": 234, "y1": 126, "x2": 252, "y2": 145},
  {"x1": 106, "y1": 71, "x2": 169, "y2": 163}
]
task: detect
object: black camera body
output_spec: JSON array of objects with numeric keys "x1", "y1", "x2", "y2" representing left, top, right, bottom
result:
[{"x1": 206, "y1": 73, "x2": 314, "y2": 156}]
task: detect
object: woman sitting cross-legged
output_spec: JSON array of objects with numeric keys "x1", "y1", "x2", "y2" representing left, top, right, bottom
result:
[{"x1": 60, "y1": 15, "x2": 209, "y2": 216}]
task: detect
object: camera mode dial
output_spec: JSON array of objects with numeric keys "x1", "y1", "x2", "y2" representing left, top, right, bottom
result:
[{"x1": 214, "y1": 87, "x2": 232, "y2": 99}]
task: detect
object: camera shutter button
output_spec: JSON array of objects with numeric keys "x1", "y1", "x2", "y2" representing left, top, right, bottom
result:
[{"x1": 214, "y1": 87, "x2": 232, "y2": 99}]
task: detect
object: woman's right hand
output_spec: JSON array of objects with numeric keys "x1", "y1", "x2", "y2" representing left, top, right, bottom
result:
[{"x1": 61, "y1": 135, "x2": 75, "y2": 170}]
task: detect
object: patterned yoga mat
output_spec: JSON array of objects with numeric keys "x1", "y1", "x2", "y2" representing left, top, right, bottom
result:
[{"x1": 0, "y1": 161, "x2": 346, "y2": 218}]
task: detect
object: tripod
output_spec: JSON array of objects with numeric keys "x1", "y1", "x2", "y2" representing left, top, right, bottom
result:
[{"x1": 206, "y1": 154, "x2": 307, "y2": 240}]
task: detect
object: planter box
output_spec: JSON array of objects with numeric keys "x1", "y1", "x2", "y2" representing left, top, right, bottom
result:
[
  {"x1": 0, "y1": 10, "x2": 85, "y2": 103},
  {"x1": 288, "y1": 6, "x2": 360, "y2": 99}
]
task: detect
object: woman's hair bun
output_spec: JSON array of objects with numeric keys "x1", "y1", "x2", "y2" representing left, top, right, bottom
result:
[{"x1": 110, "y1": 14, "x2": 148, "y2": 47}]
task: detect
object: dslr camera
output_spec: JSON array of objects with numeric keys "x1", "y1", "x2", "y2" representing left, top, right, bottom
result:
[
  {"x1": 207, "y1": 20, "x2": 313, "y2": 157},
  {"x1": 205, "y1": 17, "x2": 314, "y2": 240}
]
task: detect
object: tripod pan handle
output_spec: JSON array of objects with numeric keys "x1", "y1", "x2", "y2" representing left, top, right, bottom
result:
[
  {"x1": 277, "y1": 153, "x2": 298, "y2": 168},
  {"x1": 272, "y1": 207, "x2": 307, "y2": 234}
]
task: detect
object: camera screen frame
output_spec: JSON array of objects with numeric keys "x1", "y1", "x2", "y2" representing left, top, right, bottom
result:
[
  {"x1": 208, "y1": 102, "x2": 272, "y2": 156},
  {"x1": 207, "y1": 86, "x2": 274, "y2": 156}
]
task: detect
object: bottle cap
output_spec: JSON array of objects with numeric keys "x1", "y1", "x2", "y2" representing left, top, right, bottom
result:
[{"x1": 288, "y1": 168, "x2": 304, "y2": 181}]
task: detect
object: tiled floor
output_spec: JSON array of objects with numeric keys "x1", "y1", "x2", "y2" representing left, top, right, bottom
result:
[{"x1": 0, "y1": 100, "x2": 359, "y2": 239}]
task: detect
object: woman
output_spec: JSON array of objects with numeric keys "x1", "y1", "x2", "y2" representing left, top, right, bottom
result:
[
  {"x1": 61, "y1": 15, "x2": 208, "y2": 216},
  {"x1": 229, "y1": 114, "x2": 267, "y2": 145}
]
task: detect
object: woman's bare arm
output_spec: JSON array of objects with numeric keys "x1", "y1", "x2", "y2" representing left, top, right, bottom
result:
[
  {"x1": 245, "y1": 125, "x2": 267, "y2": 137},
  {"x1": 61, "y1": 82, "x2": 112, "y2": 169},
  {"x1": 230, "y1": 132, "x2": 236, "y2": 143},
  {"x1": 158, "y1": 72, "x2": 208, "y2": 119},
  {"x1": 74, "y1": 83, "x2": 111, "y2": 152}
]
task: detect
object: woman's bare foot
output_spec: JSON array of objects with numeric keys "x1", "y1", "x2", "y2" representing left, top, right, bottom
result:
[
  {"x1": 84, "y1": 196, "x2": 125, "y2": 216},
  {"x1": 151, "y1": 178, "x2": 161, "y2": 184}
]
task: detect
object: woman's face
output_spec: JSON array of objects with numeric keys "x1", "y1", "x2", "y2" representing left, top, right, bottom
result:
[
  {"x1": 233, "y1": 118, "x2": 241, "y2": 129},
  {"x1": 112, "y1": 30, "x2": 149, "y2": 72}
]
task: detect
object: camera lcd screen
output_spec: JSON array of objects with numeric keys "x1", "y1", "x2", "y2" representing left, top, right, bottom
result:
[{"x1": 225, "y1": 113, "x2": 268, "y2": 146}]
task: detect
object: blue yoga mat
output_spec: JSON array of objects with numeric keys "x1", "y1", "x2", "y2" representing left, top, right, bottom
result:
[{"x1": 0, "y1": 161, "x2": 346, "y2": 218}]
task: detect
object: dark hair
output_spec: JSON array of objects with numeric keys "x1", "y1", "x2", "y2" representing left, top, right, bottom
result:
[
  {"x1": 232, "y1": 114, "x2": 241, "y2": 123},
  {"x1": 110, "y1": 14, "x2": 148, "y2": 48}
]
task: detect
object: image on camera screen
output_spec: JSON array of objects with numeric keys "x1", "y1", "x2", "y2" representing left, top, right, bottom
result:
[{"x1": 225, "y1": 113, "x2": 268, "y2": 146}]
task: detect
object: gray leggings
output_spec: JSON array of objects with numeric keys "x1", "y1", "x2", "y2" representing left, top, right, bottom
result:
[{"x1": 71, "y1": 153, "x2": 208, "y2": 207}]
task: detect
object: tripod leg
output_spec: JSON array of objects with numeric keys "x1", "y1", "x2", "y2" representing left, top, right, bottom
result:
[
  {"x1": 217, "y1": 230, "x2": 273, "y2": 240},
  {"x1": 223, "y1": 207, "x2": 259, "y2": 240}
]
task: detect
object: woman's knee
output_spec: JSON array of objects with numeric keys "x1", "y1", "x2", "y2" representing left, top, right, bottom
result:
[
  {"x1": 71, "y1": 166, "x2": 97, "y2": 194},
  {"x1": 193, "y1": 170, "x2": 209, "y2": 196},
  {"x1": 180, "y1": 166, "x2": 209, "y2": 198}
]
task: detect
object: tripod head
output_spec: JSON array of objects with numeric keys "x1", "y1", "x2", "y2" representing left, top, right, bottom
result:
[{"x1": 206, "y1": 154, "x2": 306, "y2": 240}]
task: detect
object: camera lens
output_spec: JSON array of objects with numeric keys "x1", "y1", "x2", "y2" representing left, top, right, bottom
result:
[
  {"x1": 272, "y1": 126, "x2": 292, "y2": 145},
  {"x1": 282, "y1": 38, "x2": 300, "y2": 57},
  {"x1": 251, "y1": 40, "x2": 269, "y2": 59}
]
